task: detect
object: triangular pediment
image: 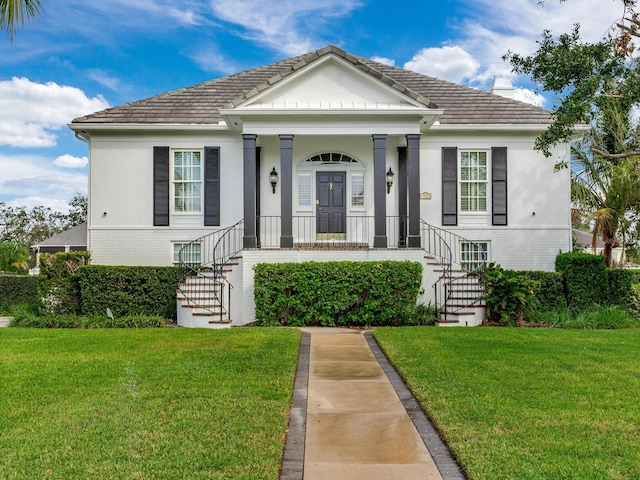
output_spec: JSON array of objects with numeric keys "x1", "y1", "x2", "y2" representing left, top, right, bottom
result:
[{"x1": 237, "y1": 54, "x2": 429, "y2": 111}]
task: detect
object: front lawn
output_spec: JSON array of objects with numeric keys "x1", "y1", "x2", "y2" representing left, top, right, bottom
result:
[
  {"x1": 0, "y1": 328, "x2": 301, "y2": 480},
  {"x1": 374, "y1": 327, "x2": 640, "y2": 480}
]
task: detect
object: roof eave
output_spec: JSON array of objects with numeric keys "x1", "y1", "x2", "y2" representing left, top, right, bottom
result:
[{"x1": 68, "y1": 122, "x2": 229, "y2": 132}]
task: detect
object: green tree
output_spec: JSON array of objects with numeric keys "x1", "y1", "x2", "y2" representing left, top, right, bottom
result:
[
  {"x1": 505, "y1": 0, "x2": 640, "y2": 163},
  {"x1": 67, "y1": 194, "x2": 87, "y2": 227},
  {"x1": 0, "y1": 0, "x2": 42, "y2": 40},
  {"x1": 505, "y1": 0, "x2": 640, "y2": 267},
  {"x1": 0, "y1": 241, "x2": 30, "y2": 273},
  {"x1": 571, "y1": 143, "x2": 640, "y2": 266}
]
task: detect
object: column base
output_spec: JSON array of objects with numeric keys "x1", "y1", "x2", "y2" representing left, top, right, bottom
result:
[
  {"x1": 373, "y1": 235, "x2": 388, "y2": 248},
  {"x1": 243, "y1": 236, "x2": 257, "y2": 249},
  {"x1": 280, "y1": 236, "x2": 294, "y2": 248},
  {"x1": 407, "y1": 235, "x2": 421, "y2": 248}
]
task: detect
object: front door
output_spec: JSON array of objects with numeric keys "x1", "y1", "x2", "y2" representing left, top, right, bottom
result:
[{"x1": 316, "y1": 172, "x2": 346, "y2": 238}]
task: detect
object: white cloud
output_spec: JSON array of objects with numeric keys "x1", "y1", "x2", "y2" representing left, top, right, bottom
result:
[
  {"x1": 188, "y1": 43, "x2": 240, "y2": 74},
  {"x1": 54, "y1": 154, "x2": 88, "y2": 168},
  {"x1": 403, "y1": 46, "x2": 480, "y2": 84},
  {"x1": 451, "y1": 0, "x2": 628, "y2": 87},
  {"x1": 513, "y1": 88, "x2": 545, "y2": 107},
  {"x1": 371, "y1": 56, "x2": 395, "y2": 67},
  {"x1": 0, "y1": 154, "x2": 87, "y2": 212},
  {"x1": 87, "y1": 70, "x2": 123, "y2": 92},
  {"x1": 0, "y1": 77, "x2": 109, "y2": 148},
  {"x1": 208, "y1": 0, "x2": 362, "y2": 55}
]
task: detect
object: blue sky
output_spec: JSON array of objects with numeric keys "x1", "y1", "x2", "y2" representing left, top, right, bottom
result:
[{"x1": 0, "y1": 0, "x2": 626, "y2": 212}]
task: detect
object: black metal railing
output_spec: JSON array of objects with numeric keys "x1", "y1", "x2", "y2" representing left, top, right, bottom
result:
[
  {"x1": 177, "y1": 220, "x2": 244, "y2": 319},
  {"x1": 177, "y1": 215, "x2": 485, "y2": 324},
  {"x1": 420, "y1": 220, "x2": 487, "y2": 320},
  {"x1": 257, "y1": 215, "x2": 407, "y2": 248}
]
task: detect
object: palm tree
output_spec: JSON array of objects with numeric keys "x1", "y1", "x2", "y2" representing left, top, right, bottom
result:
[
  {"x1": 0, "y1": 0, "x2": 42, "y2": 40},
  {"x1": 572, "y1": 148, "x2": 640, "y2": 267},
  {"x1": 0, "y1": 242, "x2": 30, "y2": 273}
]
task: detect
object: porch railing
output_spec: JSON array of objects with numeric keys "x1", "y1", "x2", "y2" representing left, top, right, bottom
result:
[
  {"x1": 420, "y1": 220, "x2": 487, "y2": 320},
  {"x1": 177, "y1": 215, "x2": 485, "y2": 323},
  {"x1": 177, "y1": 220, "x2": 244, "y2": 319},
  {"x1": 257, "y1": 215, "x2": 407, "y2": 248}
]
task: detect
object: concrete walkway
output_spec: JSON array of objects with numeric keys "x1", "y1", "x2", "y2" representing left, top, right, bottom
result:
[{"x1": 280, "y1": 328, "x2": 465, "y2": 480}]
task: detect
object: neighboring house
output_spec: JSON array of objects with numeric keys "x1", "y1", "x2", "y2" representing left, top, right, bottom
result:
[
  {"x1": 32, "y1": 223, "x2": 87, "y2": 268},
  {"x1": 573, "y1": 229, "x2": 625, "y2": 265},
  {"x1": 69, "y1": 45, "x2": 571, "y2": 327}
]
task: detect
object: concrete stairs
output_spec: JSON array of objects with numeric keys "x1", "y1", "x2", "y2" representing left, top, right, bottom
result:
[
  {"x1": 426, "y1": 255, "x2": 486, "y2": 327},
  {"x1": 176, "y1": 257, "x2": 241, "y2": 328}
]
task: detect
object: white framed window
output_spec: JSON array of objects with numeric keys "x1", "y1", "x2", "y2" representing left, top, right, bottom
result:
[
  {"x1": 460, "y1": 151, "x2": 488, "y2": 213},
  {"x1": 461, "y1": 241, "x2": 488, "y2": 271},
  {"x1": 173, "y1": 151, "x2": 202, "y2": 213},
  {"x1": 172, "y1": 242, "x2": 201, "y2": 266},
  {"x1": 297, "y1": 173, "x2": 312, "y2": 209},
  {"x1": 351, "y1": 172, "x2": 365, "y2": 208}
]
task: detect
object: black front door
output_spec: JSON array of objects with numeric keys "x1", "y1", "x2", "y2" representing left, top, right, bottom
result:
[{"x1": 316, "y1": 172, "x2": 346, "y2": 236}]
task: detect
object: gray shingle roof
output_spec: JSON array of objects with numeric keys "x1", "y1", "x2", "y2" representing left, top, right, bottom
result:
[
  {"x1": 33, "y1": 223, "x2": 87, "y2": 248},
  {"x1": 72, "y1": 45, "x2": 551, "y2": 126}
]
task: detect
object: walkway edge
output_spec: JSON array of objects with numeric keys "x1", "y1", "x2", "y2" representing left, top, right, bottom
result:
[
  {"x1": 364, "y1": 331, "x2": 467, "y2": 480},
  {"x1": 279, "y1": 331, "x2": 310, "y2": 480}
]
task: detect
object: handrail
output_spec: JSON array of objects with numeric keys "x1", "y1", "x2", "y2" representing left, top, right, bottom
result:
[
  {"x1": 420, "y1": 220, "x2": 487, "y2": 320},
  {"x1": 178, "y1": 220, "x2": 244, "y2": 320}
]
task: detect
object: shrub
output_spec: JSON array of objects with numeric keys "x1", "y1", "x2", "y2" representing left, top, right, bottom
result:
[
  {"x1": 0, "y1": 275, "x2": 39, "y2": 312},
  {"x1": 555, "y1": 252, "x2": 608, "y2": 309},
  {"x1": 254, "y1": 261, "x2": 422, "y2": 327},
  {"x1": 407, "y1": 302, "x2": 437, "y2": 326},
  {"x1": 628, "y1": 284, "x2": 640, "y2": 319},
  {"x1": 607, "y1": 269, "x2": 636, "y2": 310},
  {"x1": 560, "y1": 306, "x2": 637, "y2": 329},
  {"x1": 78, "y1": 266, "x2": 178, "y2": 320},
  {"x1": 519, "y1": 270, "x2": 566, "y2": 310},
  {"x1": 39, "y1": 251, "x2": 91, "y2": 315},
  {"x1": 478, "y1": 263, "x2": 539, "y2": 326},
  {"x1": 10, "y1": 313, "x2": 166, "y2": 328}
]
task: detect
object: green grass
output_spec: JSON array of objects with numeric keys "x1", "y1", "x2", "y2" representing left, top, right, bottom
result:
[
  {"x1": 374, "y1": 327, "x2": 640, "y2": 480},
  {"x1": 0, "y1": 328, "x2": 301, "y2": 480}
]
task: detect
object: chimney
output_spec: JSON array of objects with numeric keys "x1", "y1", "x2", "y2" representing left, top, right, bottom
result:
[{"x1": 488, "y1": 76, "x2": 514, "y2": 99}]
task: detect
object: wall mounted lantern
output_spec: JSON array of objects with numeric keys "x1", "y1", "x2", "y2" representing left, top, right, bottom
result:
[
  {"x1": 386, "y1": 167, "x2": 395, "y2": 194},
  {"x1": 269, "y1": 167, "x2": 279, "y2": 193}
]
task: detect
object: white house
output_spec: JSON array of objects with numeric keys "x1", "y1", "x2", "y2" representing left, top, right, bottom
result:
[{"x1": 69, "y1": 45, "x2": 571, "y2": 327}]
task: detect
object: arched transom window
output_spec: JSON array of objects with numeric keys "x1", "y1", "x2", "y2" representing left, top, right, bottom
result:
[{"x1": 302, "y1": 152, "x2": 360, "y2": 165}]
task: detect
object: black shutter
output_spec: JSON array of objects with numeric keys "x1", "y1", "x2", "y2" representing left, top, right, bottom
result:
[
  {"x1": 442, "y1": 147, "x2": 458, "y2": 226},
  {"x1": 204, "y1": 147, "x2": 220, "y2": 226},
  {"x1": 153, "y1": 146, "x2": 170, "y2": 226},
  {"x1": 492, "y1": 147, "x2": 508, "y2": 225}
]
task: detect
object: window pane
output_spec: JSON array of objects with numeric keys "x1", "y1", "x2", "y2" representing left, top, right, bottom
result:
[
  {"x1": 173, "y1": 151, "x2": 203, "y2": 213},
  {"x1": 460, "y1": 150, "x2": 488, "y2": 213}
]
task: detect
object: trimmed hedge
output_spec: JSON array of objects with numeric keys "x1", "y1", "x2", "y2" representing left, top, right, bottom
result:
[
  {"x1": 0, "y1": 275, "x2": 40, "y2": 310},
  {"x1": 607, "y1": 269, "x2": 637, "y2": 310},
  {"x1": 518, "y1": 271, "x2": 566, "y2": 310},
  {"x1": 556, "y1": 252, "x2": 608, "y2": 309},
  {"x1": 78, "y1": 266, "x2": 178, "y2": 320},
  {"x1": 254, "y1": 260, "x2": 422, "y2": 327}
]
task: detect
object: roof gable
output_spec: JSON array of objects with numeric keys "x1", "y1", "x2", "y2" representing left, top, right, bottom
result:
[{"x1": 236, "y1": 54, "x2": 431, "y2": 111}]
